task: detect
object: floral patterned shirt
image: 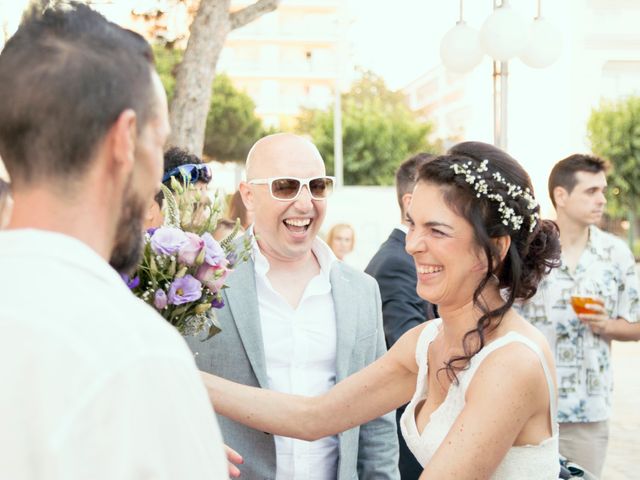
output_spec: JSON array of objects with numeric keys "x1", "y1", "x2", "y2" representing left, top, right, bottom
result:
[{"x1": 518, "y1": 226, "x2": 640, "y2": 423}]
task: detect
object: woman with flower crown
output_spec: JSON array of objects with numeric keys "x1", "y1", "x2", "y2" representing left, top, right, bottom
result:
[{"x1": 202, "y1": 141, "x2": 563, "y2": 479}]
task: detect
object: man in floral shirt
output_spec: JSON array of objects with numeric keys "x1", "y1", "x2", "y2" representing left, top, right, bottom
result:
[{"x1": 519, "y1": 154, "x2": 640, "y2": 477}]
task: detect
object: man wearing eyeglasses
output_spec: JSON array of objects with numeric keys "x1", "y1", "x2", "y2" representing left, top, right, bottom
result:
[{"x1": 187, "y1": 133, "x2": 399, "y2": 480}]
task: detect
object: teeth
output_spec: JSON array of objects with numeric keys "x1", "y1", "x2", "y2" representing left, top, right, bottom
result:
[
  {"x1": 418, "y1": 266, "x2": 443, "y2": 274},
  {"x1": 285, "y1": 218, "x2": 311, "y2": 227}
]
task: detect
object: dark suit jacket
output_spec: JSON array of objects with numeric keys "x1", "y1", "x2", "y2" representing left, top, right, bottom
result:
[{"x1": 365, "y1": 228, "x2": 437, "y2": 348}]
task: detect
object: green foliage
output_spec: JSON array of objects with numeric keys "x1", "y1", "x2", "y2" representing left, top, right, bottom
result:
[
  {"x1": 154, "y1": 45, "x2": 183, "y2": 101},
  {"x1": 633, "y1": 239, "x2": 640, "y2": 261},
  {"x1": 204, "y1": 74, "x2": 264, "y2": 162},
  {"x1": 297, "y1": 70, "x2": 439, "y2": 186},
  {"x1": 153, "y1": 45, "x2": 266, "y2": 161},
  {"x1": 587, "y1": 96, "x2": 640, "y2": 217}
]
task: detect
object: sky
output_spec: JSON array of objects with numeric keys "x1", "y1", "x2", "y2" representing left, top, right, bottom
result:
[
  {"x1": 1, "y1": 0, "x2": 561, "y2": 90},
  {"x1": 346, "y1": 0, "x2": 560, "y2": 89},
  {"x1": 346, "y1": 0, "x2": 449, "y2": 89}
]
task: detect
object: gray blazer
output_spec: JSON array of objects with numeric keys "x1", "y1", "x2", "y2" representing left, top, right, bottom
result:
[{"x1": 187, "y1": 255, "x2": 399, "y2": 480}]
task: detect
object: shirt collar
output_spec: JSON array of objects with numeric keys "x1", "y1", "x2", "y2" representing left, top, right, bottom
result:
[
  {"x1": 248, "y1": 225, "x2": 336, "y2": 280},
  {"x1": 0, "y1": 229, "x2": 129, "y2": 290},
  {"x1": 586, "y1": 224, "x2": 606, "y2": 254},
  {"x1": 397, "y1": 224, "x2": 409, "y2": 234}
]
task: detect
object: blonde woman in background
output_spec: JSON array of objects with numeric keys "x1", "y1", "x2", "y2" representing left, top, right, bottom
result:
[{"x1": 327, "y1": 223, "x2": 355, "y2": 261}]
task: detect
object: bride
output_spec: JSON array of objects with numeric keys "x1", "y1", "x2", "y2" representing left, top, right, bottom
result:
[{"x1": 203, "y1": 141, "x2": 562, "y2": 479}]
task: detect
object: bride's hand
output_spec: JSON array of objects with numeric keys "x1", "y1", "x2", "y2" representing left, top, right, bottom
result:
[{"x1": 224, "y1": 444, "x2": 243, "y2": 478}]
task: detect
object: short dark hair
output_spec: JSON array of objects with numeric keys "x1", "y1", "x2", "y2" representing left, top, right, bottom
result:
[
  {"x1": 548, "y1": 154, "x2": 608, "y2": 208},
  {"x1": 417, "y1": 141, "x2": 560, "y2": 384},
  {"x1": 0, "y1": 178, "x2": 9, "y2": 197},
  {"x1": 0, "y1": 3, "x2": 156, "y2": 188},
  {"x1": 396, "y1": 152, "x2": 435, "y2": 214},
  {"x1": 154, "y1": 147, "x2": 204, "y2": 206}
]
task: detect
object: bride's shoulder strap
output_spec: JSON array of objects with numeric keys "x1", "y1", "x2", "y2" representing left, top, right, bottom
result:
[
  {"x1": 415, "y1": 318, "x2": 442, "y2": 367},
  {"x1": 462, "y1": 332, "x2": 558, "y2": 435}
]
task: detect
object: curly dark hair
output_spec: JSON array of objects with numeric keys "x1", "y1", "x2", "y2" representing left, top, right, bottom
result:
[
  {"x1": 153, "y1": 147, "x2": 204, "y2": 206},
  {"x1": 416, "y1": 141, "x2": 561, "y2": 384}
]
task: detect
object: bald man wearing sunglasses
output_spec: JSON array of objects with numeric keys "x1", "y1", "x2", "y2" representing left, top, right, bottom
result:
[{"x1": 186, "y1": 133, "x2": 399, "y2": 480}]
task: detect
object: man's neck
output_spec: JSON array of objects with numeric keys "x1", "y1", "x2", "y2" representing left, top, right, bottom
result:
[
  {"x1": 7, "y1": 188, "x2": 115, "y2": 262},
  {"x1": 260, "y1": 247, "x2": 319, "y2": 274},
  {"x1": 556, "y1": 212, "x2": 590, "y2": 271},
  {"x1": 254, "y1": 236, "x2": 323, "y2": 309},
  {"x1": 556, "y1": 214, "x2": 589, "y2": 248}
]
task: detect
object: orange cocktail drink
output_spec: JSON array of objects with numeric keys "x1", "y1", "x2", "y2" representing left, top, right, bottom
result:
[{"x1": 570, "y1": 295, "x2": 605, "y2": 315}]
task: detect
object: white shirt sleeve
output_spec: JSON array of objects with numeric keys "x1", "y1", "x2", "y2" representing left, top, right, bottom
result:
[{"x1": 615, "y1": 244, "x2": 640, "y2": 324}]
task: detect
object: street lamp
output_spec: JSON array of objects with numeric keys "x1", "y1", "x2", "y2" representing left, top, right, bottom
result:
[{"x1": 439, "y1": 0, "x2": 562, "y2": 149}]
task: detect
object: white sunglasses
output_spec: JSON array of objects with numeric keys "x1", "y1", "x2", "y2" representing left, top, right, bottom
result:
[{"x1": 248, "y1": 176, "x2": 335, "y2": 201}]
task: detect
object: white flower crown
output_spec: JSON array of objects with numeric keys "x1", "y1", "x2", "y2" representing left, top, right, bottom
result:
[{"x1": 450, "y1": 159, "x2": 539, "y2": 233}]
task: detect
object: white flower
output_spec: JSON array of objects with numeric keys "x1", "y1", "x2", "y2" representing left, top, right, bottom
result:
[{"x1": 449, "y1": 159, "x2": 539, "y2": 233}]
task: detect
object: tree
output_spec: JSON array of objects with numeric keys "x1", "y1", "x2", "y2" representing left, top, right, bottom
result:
[
  {"x1": 587, "y1": 96, "x2": 640, "y2": 246},
  {"x1": 297, "y1": 70, "x2": 439, "y2": 186},
  {"x1": 168, "y1": 0, "x2": 280, "y2": 156},
  {"x1": 204, "y1": 74, "x2": 264, "y2": 161},
  {"x1": 154, "y1": 45, "x2": 265, "y2": 162}
]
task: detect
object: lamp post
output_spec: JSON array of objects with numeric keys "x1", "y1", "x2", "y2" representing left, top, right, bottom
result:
[{"x1": 439, "y1": 0, "x2": 562, "y2": 150}]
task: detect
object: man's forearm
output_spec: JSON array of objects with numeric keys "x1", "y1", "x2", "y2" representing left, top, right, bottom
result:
[{"x1": 604, "y1": 318, "x2": 640, "y2": 341}]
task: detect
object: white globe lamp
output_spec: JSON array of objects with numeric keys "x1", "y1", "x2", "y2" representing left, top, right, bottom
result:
[
  {"x1": 480, "y1": 4, "x2": 530, "y2": 61},
  {"x1": 519, "y1": 17, "x2": 562, "y2": 68},
  {"x1": 440, "y1": 22, "x2": 484, "y2": 74}
]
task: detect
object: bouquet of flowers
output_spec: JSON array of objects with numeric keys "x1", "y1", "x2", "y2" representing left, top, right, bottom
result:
[{"x1": 124, "y1": 178, "x2": 251, "y2": 338}]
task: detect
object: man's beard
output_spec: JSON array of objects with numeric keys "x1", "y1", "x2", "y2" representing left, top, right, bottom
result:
[{"x1": 109, "y1": 182, "x2": 146, "y2": 275}]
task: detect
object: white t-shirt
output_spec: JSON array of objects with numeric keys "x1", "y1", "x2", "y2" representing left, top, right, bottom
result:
[{"x1": 0, "y1": 229, "x2": 228, "y2": 479}]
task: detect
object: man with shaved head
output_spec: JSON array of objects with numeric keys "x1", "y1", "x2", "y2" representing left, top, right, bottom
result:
[{"x1": 187, "y1": 133, "x2": 399, "y2": 479}]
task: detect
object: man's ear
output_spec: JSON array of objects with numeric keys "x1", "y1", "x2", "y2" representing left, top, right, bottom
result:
[
  {"x1": 107, "y1": 109, "x2": 137, "y2": 178},
  {"x1": 401, "y1": 193, "x2": 412, "y2": 217},
  {"x1": 553, "y1": 186, "x2": 568, "y2": 208},
  {"x1": 238, "y1": 181, "x2": 254, "y2": 211},
  {"x1": 146, "y1": 200, "x2": 160, "y2": 222}
]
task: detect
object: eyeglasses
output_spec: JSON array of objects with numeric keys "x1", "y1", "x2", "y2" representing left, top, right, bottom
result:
[
  {"x1": 248, "y1": 176, "x2": 335, "y2": 201},
  {"x1": 162, "y1": 163, "x2": 212, "y2": 185}
]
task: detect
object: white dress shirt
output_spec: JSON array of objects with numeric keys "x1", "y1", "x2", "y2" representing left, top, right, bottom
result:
[
  {"x1": 253, "y1": 235, "x2": 339, "y2": 480},
  {"x1": 0, "y1": 230, "x2": 228, "y2": 479}
]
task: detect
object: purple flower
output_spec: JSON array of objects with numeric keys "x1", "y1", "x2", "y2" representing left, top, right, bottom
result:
[
  {"x1": 201, "y1": 232, "x2": 227, "y2": 266},
  {"x1": 168, "y1": 275, "x2": 202, "y2": 305},
  {"x1": 211, "y1": 296, "x2": 225, "y2": 309},
  {"x1": 150, "y1": 227, "x2": 188, "y2": 256},
  {"x1": 121, "y1": 274, "x2": 140, "y2": 290},
  {"x1": 178, "y1": 232, "x2": 205, "y2": 266},
  {"x1": 195, "y1": 264, "x2": 230, "y2": 293},
  {"x1": 146, "y1": 227, "x2": 158, "y2": 236},
  {"x1": 154, "y1": 289, "x2": 168, "y2": 309}
]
